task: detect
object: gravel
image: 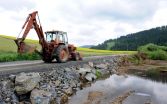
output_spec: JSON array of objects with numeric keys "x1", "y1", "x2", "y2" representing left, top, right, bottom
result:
[{"x1": 0, "y1": 55, "x2": 123, "y2": 104}]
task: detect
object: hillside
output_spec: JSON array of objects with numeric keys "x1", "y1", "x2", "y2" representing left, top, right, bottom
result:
[
  {"x1": 0, "y1": 35, "x2": 40, "y2": 52},
  {"x1": 80, "y1": 45, "x2": 95, "y2": 48},
  {"x1": 0, "y1": 35, "x2": 135, "y2": 59},
  {"x1": 91, "y1": 25, "x2": 167, "y2": 51}
]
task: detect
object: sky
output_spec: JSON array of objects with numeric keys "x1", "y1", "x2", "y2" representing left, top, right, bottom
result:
[{"x1": 0, "y1": 0, "x2": 167, "y2": 46}]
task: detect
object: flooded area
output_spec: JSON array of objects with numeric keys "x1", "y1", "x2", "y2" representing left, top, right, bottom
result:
[{"x1": 69, "y1": 74, "x2": 167, "y2": 104}]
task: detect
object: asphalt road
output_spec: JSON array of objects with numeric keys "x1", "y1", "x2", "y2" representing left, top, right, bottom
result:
[{"x1": 0, "y1": 55, "x2": 118, "y2": 76}]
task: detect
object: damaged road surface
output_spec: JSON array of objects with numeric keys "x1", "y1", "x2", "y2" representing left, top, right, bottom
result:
[
  {"x1": 0, "y1": 55, "x2": 117, "y2": 76},
  {"x1": 1, "y1": 55, "x2": 166, "y2": 104},
  {"x1": 0, "y1": 55, "x2": 121, "y2": 104}
]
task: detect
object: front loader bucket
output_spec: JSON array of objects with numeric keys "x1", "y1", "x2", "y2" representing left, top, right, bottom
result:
[{"x1": 14, "y1": 39, "x2": 36, "y2": 53}]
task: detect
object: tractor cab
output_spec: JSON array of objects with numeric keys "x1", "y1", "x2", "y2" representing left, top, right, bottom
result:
[{"x1": 45, "y1": 31, "x2": 68, "y2": 44}]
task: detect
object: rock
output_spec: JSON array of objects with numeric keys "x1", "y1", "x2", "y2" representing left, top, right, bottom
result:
[
  {"x1": 95, "y1": 63, "x2": 109, "y2": 69},
  {"x1": 19, "y1": 101, "x2": 31, "y2": 104},
  {"x1": 98, "y1": 69, "x2": 110, "y2": 76},
  {"x1": 9, "y1": 74, "x2": 16, "y2": 82},
  {"x1": 64, "y1": 68, "x2": 71, "y2": 72},
  {"x1": 5, "y1": 97, "x2": 10, "y2": 102},
  {"x1": 15, "y1": 73, "x2": 40, "y2": 95},
  {"x1": 0, "y1": 80, "x2": 14, "y2": 90},
  {"x1": 88, "y1": 62, "x2": 94, "y2": 67},
  {"x1": 0, "y1": 98, "x2": 5, "y2": 104},
  {"x1": 65, "y1": 87, "x2": 73, "y2": 96},
  {"x1": 60, "y1": 94, "x2": 68, "y2": 104},
  {"x1": 85, "y1": 73, "x2": 97, "y2": 82},
  {"x1": 30, "y1": 89, "x2": 56, "y2": 104},
  {"x1": 69, "y1": 80, "x2": 77, "y2": 88},
  {"x1": 0, "y1": 80, "x2": 14, "y2": 103},
  {"x1": 91, "y1": 69, "x2": 96, "y2": 75},
  {"x1": 11, "y1": 93, "x2": 19, "y2": 104},
  {"x1": 78, "y1": 67, "x2": 92, "y2": 76}
]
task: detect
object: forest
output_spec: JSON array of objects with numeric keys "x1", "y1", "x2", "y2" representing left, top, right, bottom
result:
[{"x1": 91, "y1": 25, "x2": 167, "y2": 51}]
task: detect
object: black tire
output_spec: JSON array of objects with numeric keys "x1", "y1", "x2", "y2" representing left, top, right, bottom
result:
[
  {"x1": 42, "y1": 54, "x2": 53, "y2": 63},
  {"x1": 73, "y1": 52, "x2": 80, "y2": 61},
  {"x1": 42, "y1": 57, "x2": 53, "y2": 63},
  {"x1": 41, "y1": 50, "x2": 53, "y2": 63},
  {"x1": 55, "y1": 45, "x2": 69, "y2": 63}
]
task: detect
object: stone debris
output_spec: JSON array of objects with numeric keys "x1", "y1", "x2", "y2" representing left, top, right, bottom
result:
[
  {"x1": 85, "y1": 73, "x2": 97, "y2": 82},
  {"x1": 94, "y1": 63, "x2": 109, "y2": 69},
  {"x1": 64, "y1": 87, "x2": 73, "y2": 96},
  {"x1": 60, "y1": 94, "x2": 68, "y2": 104},
  {"x1": 30, "y1": 89, "x2": 56, "y2": 104},
  {"x1": 0, "y1": 55, "x2": 122, "y2": 104},
  {"x1": 78, "y1": 67, "x2": 92, "y2": 75},
  {"x1": 15, "y1": 72, "x2": 40, "y2": 95}
]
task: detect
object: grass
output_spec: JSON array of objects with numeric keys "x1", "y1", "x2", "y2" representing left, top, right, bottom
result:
[
  {"x1": 77, "y1": 47, "x2": 136, "y2": 57},
  {"x1": 0, "y1": 35, "x2": 41, "y2": 52},
  {"x1": 95, "y1": 69, "x2": 102, "y2": 78},
  {"x1": 0, "y1": 34, "x2": 136, "y2": 62},
  {"x1": 0, "y1": 35, "x2": 41, "y2": 62},
  {"x1": 138, "y1": 43, "x2": 167, "y2": 60},
  {"x1": 0, "y1": 51, "x2": 41, "y2": 62}
]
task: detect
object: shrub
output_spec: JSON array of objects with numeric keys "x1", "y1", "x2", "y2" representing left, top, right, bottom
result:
[
  {"x1": 138, "y1": 43, "x2": 167, "y2": 60},
  {"x1": 149, "y1": 50, "x2": 167, "y2": 60}
]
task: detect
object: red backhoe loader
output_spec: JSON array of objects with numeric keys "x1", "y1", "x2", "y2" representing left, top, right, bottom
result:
[{"x1": 15, "y1": 11, "x2": 82, "y2": 63}]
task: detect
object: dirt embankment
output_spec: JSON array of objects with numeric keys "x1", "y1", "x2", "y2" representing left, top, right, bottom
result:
[{"x1": 117, "y1": 55, "x2": 167, "y2": 82}]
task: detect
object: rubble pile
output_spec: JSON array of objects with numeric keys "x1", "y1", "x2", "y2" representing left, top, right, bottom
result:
[{"x1": 0, "y1": 56, "x2": 121, "y2": 104}]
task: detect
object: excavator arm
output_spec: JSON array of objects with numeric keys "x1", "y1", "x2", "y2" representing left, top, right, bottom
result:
[{"x1": 15, "y1": 11, "x2": 48, "y2": 53}]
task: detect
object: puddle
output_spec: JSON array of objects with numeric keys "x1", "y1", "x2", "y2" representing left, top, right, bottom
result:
[{"x1": 69, "y1": 74, "x2": 167, "y2": 104}]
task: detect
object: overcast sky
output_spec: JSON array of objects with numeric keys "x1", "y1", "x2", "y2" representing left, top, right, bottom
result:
[{"x1": 0, "y1": 0, "x2": 167, "y2": 46}]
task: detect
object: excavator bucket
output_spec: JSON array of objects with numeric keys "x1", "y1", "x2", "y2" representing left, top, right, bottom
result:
[{"x1": 14, "y1": 39, "x2": 37, "y2": 53}]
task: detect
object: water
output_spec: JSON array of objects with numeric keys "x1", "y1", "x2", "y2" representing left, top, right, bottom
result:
[{"x1": 69, "y1": 74, "x2": 167, "y2": 104}]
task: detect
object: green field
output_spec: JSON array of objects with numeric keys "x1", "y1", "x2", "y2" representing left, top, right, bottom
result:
[
  {"x1": 78, "y1": 47, "x2": 136, "y2": 57},
  {"x1": 0, "y1": 35, "x2": 40, "y2": 52},
  {"x1": 0, "y1": 35, "x2": 136, "y2": 62}
]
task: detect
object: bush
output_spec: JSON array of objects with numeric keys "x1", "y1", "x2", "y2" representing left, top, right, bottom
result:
[
  {"x1": 149, "y1": 50, "x2": 167, "y2": 60},
  {"x1": 138, "y1": 43, "x2": 167, "y2": 60}
]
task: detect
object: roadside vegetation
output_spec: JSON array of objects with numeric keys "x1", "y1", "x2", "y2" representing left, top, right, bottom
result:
[
  {"x1": 138, "y1": 43, "x2": 167, "y2": 60},
  {"x1": 0, "y1": 51, "x2": 41, "y2": 62},
  {"x1": 127, "y1": 43, "x2": 167, "y2": 65},
  {"x1": 119, "y1": 43, "x2": 167, "y2": 82}
]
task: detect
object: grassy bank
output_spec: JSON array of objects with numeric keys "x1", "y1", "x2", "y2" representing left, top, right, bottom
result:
[
  {"x1": 0, "y1": 51, "x2": 41, "y2": 62},
  {"x1": 138, "y1": 43, "x2": 167, "y2": 60}
]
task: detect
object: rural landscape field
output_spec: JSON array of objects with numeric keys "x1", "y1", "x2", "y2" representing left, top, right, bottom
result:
[
  {"x1": 0, "y1": 35, "x2": 135, "y2": 62},
  {"x1": 1, "y1": 0, "x2": 167, "y2": 104}
]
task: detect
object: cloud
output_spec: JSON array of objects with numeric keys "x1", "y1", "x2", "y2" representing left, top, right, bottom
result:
[
  {"x1": 0, "y1": 0, "x2": 35, "y2": 11},
  {"x1": 0, "y1": 0, "x2": 167, "y2": 46}
]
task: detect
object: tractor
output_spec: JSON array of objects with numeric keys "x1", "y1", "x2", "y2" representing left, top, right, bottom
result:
[{"x1": 15, "y1": 11, "x2": 82, "y2": 63}]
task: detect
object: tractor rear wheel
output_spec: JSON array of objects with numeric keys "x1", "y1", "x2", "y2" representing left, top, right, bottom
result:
[
  {"x1": 42, "y1": 53, "x2": 53, "y2": 63},
  {"x1": 73, "y1": 52, "x2": 80, "y2": 61},
  {"x1": 56, "y1": 45, "x2": 69, "y2": 63}
]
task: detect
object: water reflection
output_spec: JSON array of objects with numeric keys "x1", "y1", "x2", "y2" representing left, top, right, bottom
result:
[{"x1": 69, "y1": 74, "x2": 167, "y2": 104}]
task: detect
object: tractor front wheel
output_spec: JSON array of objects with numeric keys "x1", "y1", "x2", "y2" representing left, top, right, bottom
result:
[{"x1": 56, "y1": 45, "x2": 69, "y2": 63}]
